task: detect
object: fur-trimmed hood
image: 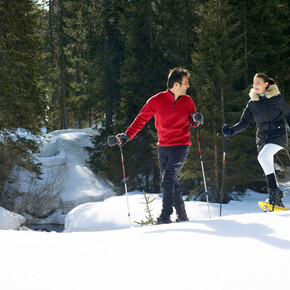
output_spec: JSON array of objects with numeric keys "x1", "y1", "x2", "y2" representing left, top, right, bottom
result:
[{"x1": 249, "y1": 84, "x2": 281, "y2": 101}]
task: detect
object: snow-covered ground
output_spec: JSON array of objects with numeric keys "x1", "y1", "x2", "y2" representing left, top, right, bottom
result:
[
  {"x1": 1, "y1": 185, "x2": 290, "y2": 290},
  {"x1": 1, "y1": 128, "x2": 290, "y2": 290}
]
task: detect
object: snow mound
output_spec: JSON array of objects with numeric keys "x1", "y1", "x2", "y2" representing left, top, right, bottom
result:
[
  {"x1": 64, "y1": 188, "x2": 290, "y2": 232},
  {"x1": 0, "y1": 207, "x2": 25, "y2": 230},
  {"x1": 64, "y1": 191, "x2": 160, "y2": 232},
  {"x1": 63, "y1": 191, "x2": 216, "y2": 232},
  {"x1": 36, "y1": 128, "x2": 114, "y2": 203},
  {"x1": 3, "y1": 128, "x2": 115, "y2": 225}
]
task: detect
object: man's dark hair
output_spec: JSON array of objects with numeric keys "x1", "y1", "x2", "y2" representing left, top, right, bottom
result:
[{"x1": 167, "y1": 67, "x2": 190, "y2": 89}]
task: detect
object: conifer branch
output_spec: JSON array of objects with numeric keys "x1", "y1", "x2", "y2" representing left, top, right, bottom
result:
[{"x1": 134, "y1": 190, "x2": 156, "y2": 226}]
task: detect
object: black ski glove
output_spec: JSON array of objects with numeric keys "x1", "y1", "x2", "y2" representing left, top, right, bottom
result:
[
  {"x1": 116, "y1": 133, "x2": 130, "y2": 146},
  {"x1": 191, "y1": 112, "x2": 204, "y2": 126},
  {"x1": 222, "y1": 124, "x2": 234, "y2": 137}
]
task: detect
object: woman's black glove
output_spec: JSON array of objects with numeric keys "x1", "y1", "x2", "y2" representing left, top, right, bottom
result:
[{"x1": 222, "y1": 124, "x2": 234, "y2": 137}]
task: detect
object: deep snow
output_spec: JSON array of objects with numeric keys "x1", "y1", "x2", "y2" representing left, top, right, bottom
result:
[
  {"x1": 1, "y1": 128, "x2": 290, "y2": 290},
  {"x1": 1, "y1": 191, "x2": 290, "y2": 290}
]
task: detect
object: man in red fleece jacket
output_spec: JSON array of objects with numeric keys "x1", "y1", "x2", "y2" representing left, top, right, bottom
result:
[{"x1": 117, "y1": 67, "x2": 203, "y2": 224}]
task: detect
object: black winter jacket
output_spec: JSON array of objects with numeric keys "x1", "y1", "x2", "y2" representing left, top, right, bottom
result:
[{"x1": 232, "y1": 84, "x2": 290, "y2": 152}]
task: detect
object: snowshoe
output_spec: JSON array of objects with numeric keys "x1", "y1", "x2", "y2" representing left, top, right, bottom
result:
[{"x1": 261, "y1": 189, "x2": 287, "y2": 212}]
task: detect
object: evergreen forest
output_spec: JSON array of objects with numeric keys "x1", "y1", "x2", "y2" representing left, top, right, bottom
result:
[{"x1": 0, "y1": 0, "x2": 289, "y2": 204}]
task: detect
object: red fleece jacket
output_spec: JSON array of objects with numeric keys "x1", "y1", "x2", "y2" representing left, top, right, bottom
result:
[{"x1": 126, "y1": 90, "x2": 196, "y2": 146}]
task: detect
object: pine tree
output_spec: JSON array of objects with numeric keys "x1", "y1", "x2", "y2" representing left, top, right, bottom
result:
[
  {"x1": 62, "y1": 0, "x2": 119, "y2": 129},
  {"x1": 0, "y1": 0, "x2": 46, "y2": 194},
  {"x1": 116, "y1": 0, "x2": 167, "y2": 192},
  {"x1": 188, "y1": 0, "x2": 249, "y2": 202},
  {"x1": 229, "y1": 0, "x2": 289, "y2": 93},
  {"x1": 243, "y1": 0, "x2": 290, "y2": 181},
  {"x1": 63, "y1": 0, "x2": 96, "y2": 128},
  {"x1": 225, "y1": 0, "x2": 290, "y2": 188},
  {"x1": 45, "y1": 0, "x2": 75, "y2": 130},
  {"x1": 0, "y1": 0, "x2": 46, "y2": 131},
  {"x1": 152, "y1": 0, "x2": 200, "y2": 70},
  {"x1": 84, "y1": 0, "x2": 127, "y2": 193}
]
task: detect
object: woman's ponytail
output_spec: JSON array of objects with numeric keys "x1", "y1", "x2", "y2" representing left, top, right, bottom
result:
[
  {"x1": 268, "y1": 78, "x2": 276, "y2": 86},
  {"x1": 254, "y1": 73, "x2": 276, "y2": 89}
]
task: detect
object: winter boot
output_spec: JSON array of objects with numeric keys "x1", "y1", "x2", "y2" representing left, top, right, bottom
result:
[
  {"x1": 266, "y1": 188, "x2": 284, "y2": 207},
  {"x1": 274, "y1": 189, "x2": 285, "y2": 207},
  {"x1": 155, "y1": 216, "x2": 172, "y2": 225},
  {"x1": 175, "y1": 202, "x2": 189, "y2": 222}
]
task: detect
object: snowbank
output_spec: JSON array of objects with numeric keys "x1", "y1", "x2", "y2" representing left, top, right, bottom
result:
[
  {"x1": 0, "y1": 206, "x2": 25, "y2": 230},
  {"x1": 64, "y1": 191, "x2": 163, "y2": 232},
  {"x1": 6, "y1": 128, "x2": 115, "y2": 225},
  {"x1": 36, "y1": 128, "x2": 114, "y2": 203},
  {"x1": 64, "y1": 188, "x2": 290, "y2": 232},
  {"x1": 1, "y1": 194, "x2": 290, "y2": 290}
]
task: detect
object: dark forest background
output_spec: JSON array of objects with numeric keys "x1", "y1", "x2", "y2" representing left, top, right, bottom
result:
[{"x1": 0, "y1": 0, "x2": 289, "y2": 204}]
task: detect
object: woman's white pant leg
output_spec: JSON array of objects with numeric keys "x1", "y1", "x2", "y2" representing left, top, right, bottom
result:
[{"x1": 257, "y1": 143, "x2": 283, "y2": 175}]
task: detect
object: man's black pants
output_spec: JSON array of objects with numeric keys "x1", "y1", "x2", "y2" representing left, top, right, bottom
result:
[{"x1": 157, "y1": 145, "x2": 190, "y2": 219}]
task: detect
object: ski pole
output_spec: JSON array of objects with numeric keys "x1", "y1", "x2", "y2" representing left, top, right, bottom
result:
[
  {"x1": 220, "y1": 135, "x2": 227, "y2": 216},
  {"x1": 107, "y1": 135, "x2": 132, "y2": 227},
  {"x1": 118, "y1": 144, "x2": 132, "y2": 227},
  {"x1": 196, "y1": 128, "x2": 211, "y2": 219}
]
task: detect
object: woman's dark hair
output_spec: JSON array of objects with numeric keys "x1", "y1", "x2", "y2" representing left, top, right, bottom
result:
[
  {"x1": 254, "y1": 73, "x2": 276, "y2": 88},
  {"x1": 167, "y1": 67, "x2": 190, "y2": 89}
]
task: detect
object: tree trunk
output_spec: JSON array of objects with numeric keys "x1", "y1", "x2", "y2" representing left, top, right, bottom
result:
[
  {"x1": 60, "y1": 64, "x2": 67, "y2": 129},
  {"x1": 48, "y1": 0, "x2": 57, "y2": 131},
  {"x1": 104, "y1": 0, "x2": 113, "y2": 131},
  {"x1": 58, "y1": 0, "x2": 67, "y2": 129},
  {"x1": 243, "y1": 0, "x2": 248, "y2": 86}
]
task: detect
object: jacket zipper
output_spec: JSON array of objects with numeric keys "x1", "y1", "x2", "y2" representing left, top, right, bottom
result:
[
  {"x1": 174, "y1": 96, "x2": 182, "y2": 110},
  {"x1": 266, "y1": 98, "x2": 271, "y2": 131}
]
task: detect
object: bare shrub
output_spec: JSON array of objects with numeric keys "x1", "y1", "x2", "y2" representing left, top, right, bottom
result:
[{"x1": 1, "y1": 163, "x2": 67, "y2": 224}]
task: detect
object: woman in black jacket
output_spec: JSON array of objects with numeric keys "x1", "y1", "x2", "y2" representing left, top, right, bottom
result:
[{"x1": 222, "y1": 73, "x2": 290, "y2": 207}]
